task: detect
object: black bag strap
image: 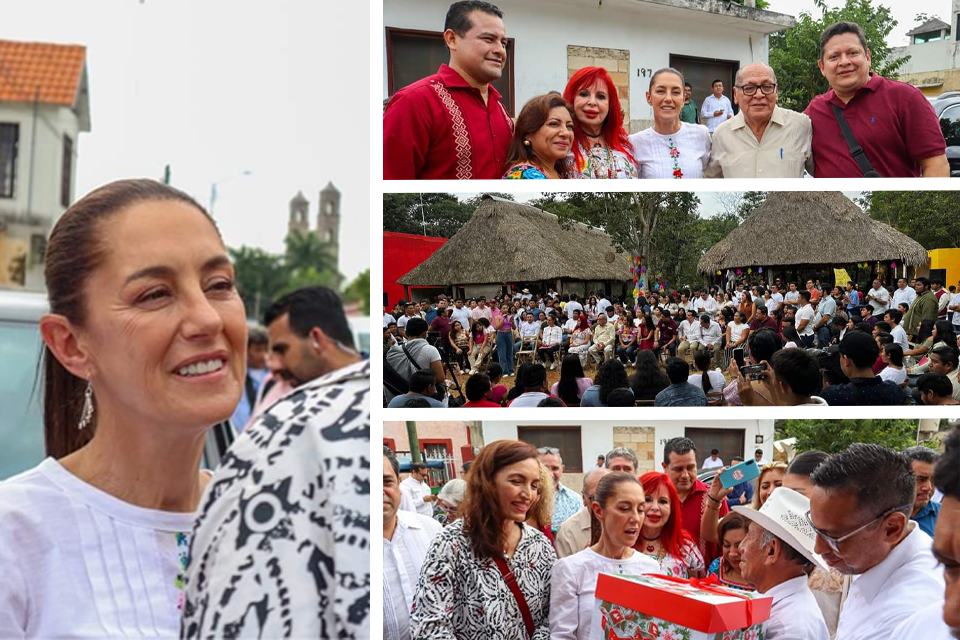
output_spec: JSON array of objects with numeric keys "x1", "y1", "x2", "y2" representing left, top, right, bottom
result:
[
  {"x1": 830, "y1": 103, "x2": 881, "y2": 177},
  {"x1": 493, "y1": 556, "x2": 534, "y2": 638},
  {"x1": 401, "y1": 343, "x2": 422, "y2": 370}
]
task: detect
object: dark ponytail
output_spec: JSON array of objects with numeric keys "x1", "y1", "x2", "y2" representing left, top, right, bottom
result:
[
  {"x1": 694, "y1": 349, "x2": 712, "y2": 392},
  {"x1": 42, "y1": 179, "x2": 215, "y2": 459}
]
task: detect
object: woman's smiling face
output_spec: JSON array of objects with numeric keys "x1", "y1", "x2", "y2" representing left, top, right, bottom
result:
[{"x1": 77, "y1": 200, "x2": 246, "y2": 431}]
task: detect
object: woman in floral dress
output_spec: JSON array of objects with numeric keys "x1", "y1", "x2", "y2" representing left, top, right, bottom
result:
[
  {"x1": 562, "y1": 66, "x2": 640, "y2": 179},
  {"x1": 411, "y1": 440, "x2": 556, "y2": 640},
  {"x1": 636, "y1": 472, "x2": 704, "y2": 578},
  {"x1": 628, "y1": 68, "x2": 711, "y2": 179},
  {"x1": 706, "y1": 513, "x2": 752, "y2": 590}
]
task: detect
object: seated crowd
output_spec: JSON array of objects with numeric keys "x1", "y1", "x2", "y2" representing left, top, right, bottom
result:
[
  {"x1": 384, "y1": 2, "x2": 950, "y2": 180},
  {"x1": 383, "y1": 276, "x2": 960, "y2": 407},
  {"x1": 383, "y1": 432, "x2": 960, "y2": 640}
]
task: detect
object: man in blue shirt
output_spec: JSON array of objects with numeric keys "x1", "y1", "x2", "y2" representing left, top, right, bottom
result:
[
  {"x1": 725, "y1": 456, "x2": 755, "y2": 509},
  {"x1": 842, "y1": 281, "x2": 860, "y2": 316},
  {"x1": 903, "y1": 446, "x2": 942, "y2": 537}
]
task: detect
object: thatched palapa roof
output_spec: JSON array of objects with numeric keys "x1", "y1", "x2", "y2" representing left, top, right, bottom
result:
[
  {"x1": 398, "y1": 196, "x2": 631, "y2": 285},
  {"x1": 697, "y1": 192, "x2": 927, "y2": 274}
]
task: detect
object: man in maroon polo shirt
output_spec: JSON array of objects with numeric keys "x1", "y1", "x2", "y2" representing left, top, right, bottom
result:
[
  {"x1": 383, "y1": 1, "x2": 514, "y2": 179},
  {"x1": 662, "y1": 437, "x2": 728, "y2": 566},
  {"x1": 654, "y1": 309, "x2": 680, "y2": 359},
  {"x1": 749, "y1": 305, "x2": 777, "y2": 332},
  {"x1": 805, "y1": 21, "x2": 948, "y2": 178}
]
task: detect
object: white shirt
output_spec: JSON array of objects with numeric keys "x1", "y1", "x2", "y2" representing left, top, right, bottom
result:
[
  {"x1": 891, "y1": 325, "x2": 909, "y2": 349},
  {"x1": 701, "y1": 94, "x2": 734, "y2": 131},
  {"x1": 892, "y1": 286, "x2": 916, "y2": 308},
  {"x1": 765, "y1": 297, "x2": 779, "y2": 316},
  {"x1": 879, "y1": 366, "x2": 907, "y2": 386},
  {"x1": 891, "y1": 601, "x2": 954, "y2": 640},
  {"x1": 519, "y1": 320, "x2": 541, "y2": 339},
  {"x1": 542, "y1": 324, "x2": 563, "y2": 346},
  {"x1": 400, "y1": 476, "x2": 434, "y2": 517},
  {"x1": 835, "y1": 523, "x2": 944, "y2": 640},
  {"x1": 729, "y1": 321, "x2": 749, "y2": 345},
  {"x1": 597, "y1": 298, "x2": 611, "y2": 314},
  {"x1": 763, "y1": 575, "x2": 829, "y2": 640},
  {"x1": 701, "y1": 296, "x2": 719, "y2": 317},
  {"x1": 701, "y1": 456, "x2": 725, "y2": 470},
  {"x1": 384, "y1": 312, "x2": 397, "y2": 328},
  {"x1": 549, "y1": 547, "x2": 660, "y2": 640},
  {"x1": 680, "y1": 319, "x2": 702, "y2": 342},
  {"x1": 797, "y1": 304, "x2": 816, "y2": 336},
  {"x1": 566, "y1": 300, "x2": 583, "y2": 319},
  {"x1": 699, "y1": 320, "x2": 723, "y2": 345},
  {"x1": 563, "y1": 318, "x2": 578, "y2": 333},
  {"x1": 451, "y1": 306, "x2": 472, "y2": 329},
  {"x1": 0, "y1": 458, "x2": 195, "y2": 639},
  {"x1": 384, "y1": 510, "x2": 443, "y2": 640},
  {"x1": 867, "y1": 286, "x2": 890, "y2": 315},
  {"x1": 784, "y1": 290, "x2": 801, "y2": 305},
  {"x1": 509, "y1": 391, "x2": 552, "y2": 407},
  {"x1": 689, "y1": 370, "x2": 726, "y2": 392},
  {"x1": 629, "y1": 123, "x2": 712, "y2": 179}
]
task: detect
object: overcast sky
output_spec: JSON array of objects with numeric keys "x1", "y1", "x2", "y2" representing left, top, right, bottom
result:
[
  {"x1": 7, "y1": 0, "x2": 369, "y2": 282},
  {"x1": 766, "y1": 0, "x2": 951, "y2": 46}
]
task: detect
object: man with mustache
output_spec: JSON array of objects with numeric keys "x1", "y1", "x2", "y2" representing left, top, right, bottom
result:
[
  {"x1": 706, "y1": 62, "x2": 813, "y2": 179},
  {"x1": 805, "y1": 21, "x2": 947, "y2": 177},
  {"x1": 807, "y1": 444, "x2": 943, "y2": 640},
  {"x1": 383, "y1": 1, "x2": 513, "y2": 179},
  {"x1": 382, "y1": 447, "x2": 442, "y2": 640},
  {"x1": 903, "y1": 447, "x2": 941, "y2": 538}
]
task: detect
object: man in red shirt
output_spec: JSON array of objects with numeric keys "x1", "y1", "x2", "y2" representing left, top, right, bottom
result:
[
  {"x1": 383, "y1": 1, "x2": 514, "y2": 179},
  {"x1": 805, "y1": 21, "x2": 948, "y2": 178},
  {"x1": 749, "y1": 305, "x2": 778, "y2": 332},
  {"x1": 662, "y1": 437, "x2": 728, "y2": 566},
  {"x1": 654, "y1": 309, "x2": 679, "y2": 359}
]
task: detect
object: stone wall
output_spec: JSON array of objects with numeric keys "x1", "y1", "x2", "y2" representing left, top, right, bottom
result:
[
  {"x1": 612, "y1": 426, "x2": 658, "y2": 473},
  {"x1": 567, "y1": 45, "x2": 630, "y2": 125}
]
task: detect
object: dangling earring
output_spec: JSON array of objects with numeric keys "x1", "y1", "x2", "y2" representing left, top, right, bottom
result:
[{"x1": 78, "y1": 382, "x2": 94, "y2": 430}]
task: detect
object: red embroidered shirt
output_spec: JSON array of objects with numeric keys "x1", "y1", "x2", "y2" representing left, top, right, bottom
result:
[
  {"x1": 383, "y1": 64, "x2": 514, "y2": 180},
  {"x1": 804, "y1": 73, "x2": 946, "y2": 178},
  {"x1": 679, "y1": 479, "x2": 728, "y2": 567}
]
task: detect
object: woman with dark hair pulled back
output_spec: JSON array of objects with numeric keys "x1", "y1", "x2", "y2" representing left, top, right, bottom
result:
[{"x1": 0, "y1": 179, "x2": 247, "y2": 637}]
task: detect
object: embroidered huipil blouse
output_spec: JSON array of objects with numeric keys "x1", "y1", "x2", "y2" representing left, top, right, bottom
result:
[
  {"x1": 410, "y1": 519, "x2": 556, "y2": 640},
  {"x1": 629, "y1": 123, "x2": 712, "y2": 179},
  {"x1": 566, "y1": 143, "x2": 639, "y2": 179}
]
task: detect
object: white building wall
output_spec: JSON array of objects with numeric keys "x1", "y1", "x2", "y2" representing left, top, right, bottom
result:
[
  {"x1": 383, "y1": 0, "x2": 773, "y2": 125},
  {"x1": 482, "y1": 419, "x2": 775, "y2": 474},
  {"x1": 0, "y1": 103, "x2": 82, "y2": 289},
  {"x1": 892, "y1": 41, "x2": 960, "y2": 75}
]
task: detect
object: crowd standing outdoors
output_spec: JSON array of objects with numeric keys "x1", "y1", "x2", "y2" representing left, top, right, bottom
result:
[
  {"x1": 383, "y1": 431, "x2": 960, "y2": 640},
  {"x1": 383, "y1": 1, "x2": 950, "y2": 180},
  {"x1": 383, "y1": 276, "x2": 960, "y2": 407},
  {"x1": 0, "y1": 180, "x2": 371, "y2": 639}
]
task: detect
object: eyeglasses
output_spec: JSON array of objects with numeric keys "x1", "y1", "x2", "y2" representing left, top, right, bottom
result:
[
  {"x1": 736, "y1": 83, "x2": 777, "y2": 96},
  {"x1": 537, "y1": 446, "x2": 560, "y2": 455},
  {"x1": 805, "y1": 504, "x2": 911, "y2": 554}
]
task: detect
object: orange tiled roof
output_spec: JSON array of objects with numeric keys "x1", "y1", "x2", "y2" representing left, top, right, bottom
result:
[{"x1": 0, "y1": 39, "x2": 86, "y2": 106}]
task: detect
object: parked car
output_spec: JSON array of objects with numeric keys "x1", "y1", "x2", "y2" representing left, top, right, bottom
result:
[
  {"x1": 930, "y1": 93, "x2": 960, "y2": 176},
  {"x1": 0, "y1": 288, "x2": 234, "y2": 480}
]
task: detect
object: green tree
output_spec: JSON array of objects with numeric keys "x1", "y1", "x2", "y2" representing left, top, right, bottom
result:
[
  {"x1": 857, "y1": 191, "x2": 960, "y2": 249},
  {"x1": 382, "y1": 193, "x2": 476, "y2": 238},
  {"x1": 344, "y1": 269, "x2": 371, "y2": 315},
  {"x1": 229, "y1": 245, "x2": 289, "y2": 321},
  {"x1": 775, "y1": 419, "x2": 919, "y2": 453},
  {"x1": 769, "y1": 0, "x2": 909, "y2": 111},
  {"x1": 285, "y1": 229, "x2": 339, "y2": 276}
]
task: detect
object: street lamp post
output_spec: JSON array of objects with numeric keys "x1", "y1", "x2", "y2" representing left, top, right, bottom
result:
[{"x1": 209, "y1": 170, "x2": 253, "y2": 216}]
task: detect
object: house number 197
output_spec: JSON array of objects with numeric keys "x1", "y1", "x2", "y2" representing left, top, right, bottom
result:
[{"x1": 638, "y1": 68, "x2": 653, "y2": 77}]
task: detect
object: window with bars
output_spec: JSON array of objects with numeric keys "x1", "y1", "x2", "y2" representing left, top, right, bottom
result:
[
  {"x1": 61, "y1": 134, "x2": 73, "y2": 207},
  {"x1": 517, "y1": 426, "x2": 583, "y2": 472},
  {"x1": 0, "y1": 123, "x2": 18, "y2": 199}
]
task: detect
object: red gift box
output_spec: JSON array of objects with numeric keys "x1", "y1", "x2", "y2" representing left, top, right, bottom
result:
[{"x1": 595, "y1": 573, "x2": 772, "y2": 634}]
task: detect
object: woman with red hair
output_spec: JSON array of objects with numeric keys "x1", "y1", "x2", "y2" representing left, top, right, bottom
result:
[
  {"x1": 637, "y1": 471, "x2": 705, "y2": 578},
  {"x1": 562, "y1": 67, "x2": 639, "y2": 179}
]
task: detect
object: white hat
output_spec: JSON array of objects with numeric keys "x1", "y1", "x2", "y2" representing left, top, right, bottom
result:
[
  {"x1": 522, "y1": 288, "x2": 530, "y2": 293},
  {"x1": 733, "y1": 487, "x2": 827, "y2": 572}
]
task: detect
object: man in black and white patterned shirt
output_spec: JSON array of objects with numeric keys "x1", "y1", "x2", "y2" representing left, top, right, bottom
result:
[{"x1": 182, "y1": 287, "x2": 370, "y2": 639}]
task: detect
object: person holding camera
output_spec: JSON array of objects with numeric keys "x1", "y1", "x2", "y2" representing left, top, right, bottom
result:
[
  {"x1": 819, "y1": 331, "x2": 902, "y2": 405},
  {"x1": 386, "y1": 317, "x2": 446, "y2": 395}
]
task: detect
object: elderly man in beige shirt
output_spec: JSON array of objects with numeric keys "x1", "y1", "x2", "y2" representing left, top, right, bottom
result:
[{"x1": 706, "y1": 62, "x2": 814, "y2": 179}]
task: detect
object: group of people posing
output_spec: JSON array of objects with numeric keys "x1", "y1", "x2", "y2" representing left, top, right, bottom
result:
[
  {"x1": 382, "y1": 275, "x2": 960, "y2": 407},
  {"x1": 383, "y1": 1, "x2": 950, "y2": 180},
  {"x1": 383, "y1": 433, "x2": 959, "y2": 640}
]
